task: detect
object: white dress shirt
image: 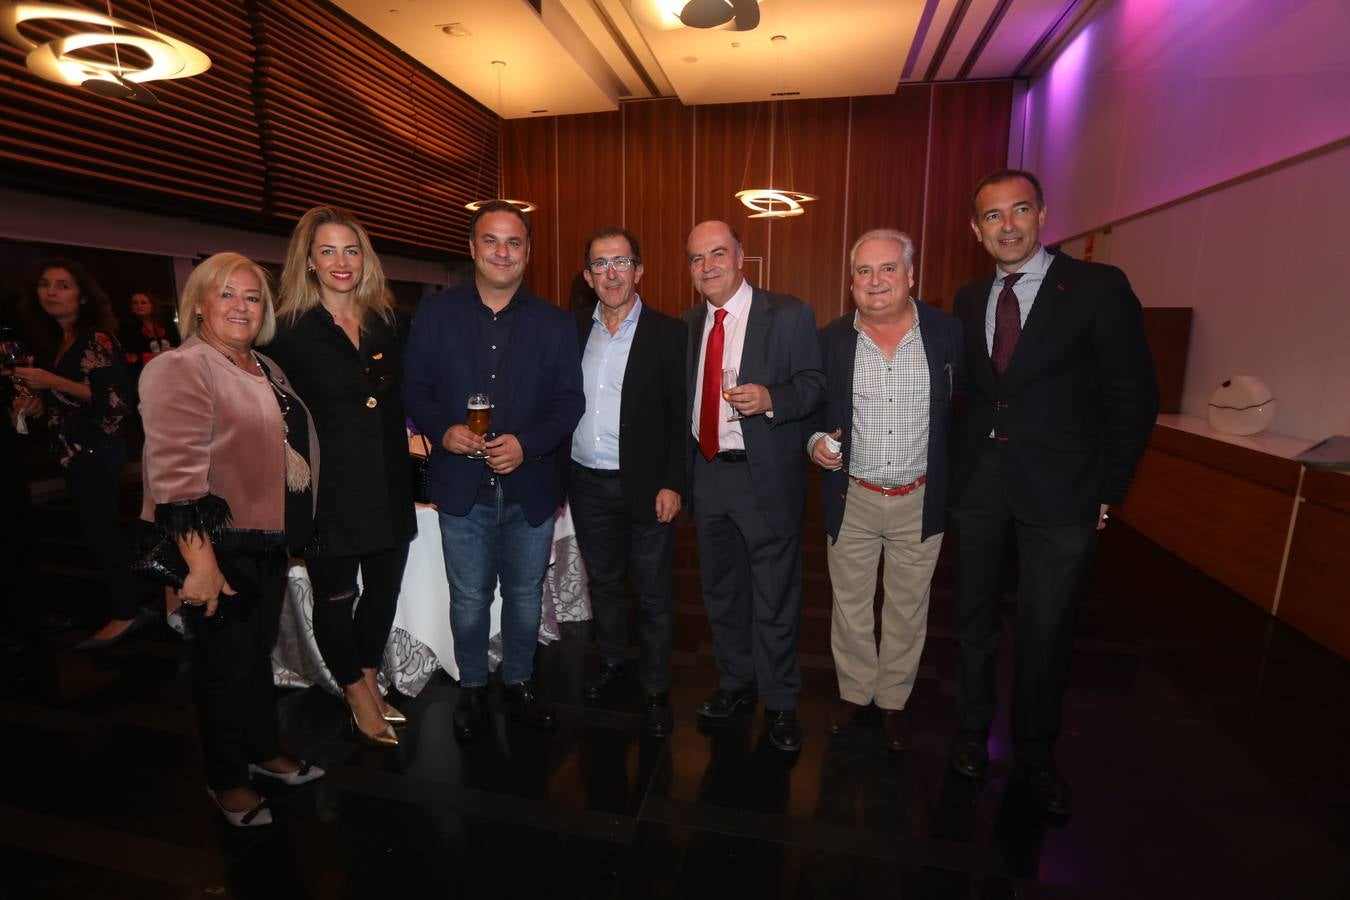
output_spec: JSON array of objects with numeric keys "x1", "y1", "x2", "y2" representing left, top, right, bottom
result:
[
  {"x1": 572, "y1": 297, "x2": 642, "y2": 470},
  {"x1": 691, "y1": 277, "x2": 754, "y2": 452}
]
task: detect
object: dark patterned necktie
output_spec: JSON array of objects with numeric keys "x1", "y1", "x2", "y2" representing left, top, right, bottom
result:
[{"x1": 991, "y1": 272, "x2": 1023, "y2": 377}]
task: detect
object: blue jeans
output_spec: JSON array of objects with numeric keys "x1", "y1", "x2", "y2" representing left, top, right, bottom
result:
[{"x1": 438, "y1": 494, "x2": 553, "y2": 687}]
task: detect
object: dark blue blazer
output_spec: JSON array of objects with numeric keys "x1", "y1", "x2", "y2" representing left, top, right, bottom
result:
[
  {"x1": 403, "y1": 282, "x2": 584, "y2": 526},
  {"x1": 814, "y1": 301, "x2": 964, "y2": 542}
]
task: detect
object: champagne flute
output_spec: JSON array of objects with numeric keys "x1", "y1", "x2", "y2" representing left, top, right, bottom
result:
[
  {"x1": 466, "y1": 392, "x2": 491, "y2": 459},
  {"x1": 722, "y1": 367, "x2": 743, "y2": 421}
]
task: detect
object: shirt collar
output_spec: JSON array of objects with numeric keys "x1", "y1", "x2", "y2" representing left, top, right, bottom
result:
[
  {"x1": 706, "y1": 277, "x2": 753, "y2": 321},
  {"x1": 997, "y1": 245, "x2": 1051, "y2": 284},
  {"x1": 591, "y1": 295, "x2": 643, "y2": 331}
]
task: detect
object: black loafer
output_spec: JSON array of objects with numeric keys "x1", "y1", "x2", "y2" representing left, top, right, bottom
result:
[
  {"x1": 1021, "y1": 763, "x2": 1072, "y2": 816},
  {"x1": 503, "y1": 681, "x2": 557, "y2": 730},
  {"x1": 697, "y1": 687, "x2": 757, "y2": 719},
  {"x1": 765, "y1": 708, "x2": 802, "y2": 752},
  {"x1": 453, "y1": 687, "x2": 487, "y2": 742},
  {"x1": 645, "y1": 692, "x2": 674, "y2": 737},
  {"x1": 584, "y1": 663, "x2": 623, "y2": 699},
  {"x1": 951, "y1": 730, "x2": 989, "y2": 778}
]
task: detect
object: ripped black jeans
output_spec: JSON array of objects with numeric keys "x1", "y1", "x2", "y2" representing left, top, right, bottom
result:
[{"x1": 306, "y1": 543, "x2": 410, "y2": 686}]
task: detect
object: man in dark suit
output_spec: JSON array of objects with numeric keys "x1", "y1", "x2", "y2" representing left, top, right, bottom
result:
[
  {"x1": 684, "y1": 219, "x2": 825, "y2": 752},
  {"x1": 403, "y1": 200, "x2": 584, "y2": 741},
  {"x1": 809, "y1": 229, "x2": 963, "y2": 752},
  {"x1": 569, "y1": 226, "x2": 687, "y2": 737},
  {"x1": 949, "y1": 170, "x2": 1157, "y2": 814}
]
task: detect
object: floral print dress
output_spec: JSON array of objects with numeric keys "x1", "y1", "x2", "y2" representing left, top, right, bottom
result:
[{"x1": 41, "y1": 331, "x2": 135, "y2": 466}]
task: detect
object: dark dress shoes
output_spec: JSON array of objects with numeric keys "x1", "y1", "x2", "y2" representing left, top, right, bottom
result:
[
  {"x1": 765, "y1": 708, "x2": 802, "y2": 752},
  {"x1": 584, "y1": 663, "x2": 623, "y2": 699},
  {"x1": 503, "y1": 681, "x2": 557, "y2": 730},
  {"x1": 697, "y1": 687, "x2": 757, "y2": 719},
  {"x1": 453, "y1": 687, "x2": 487, "y2": 742},
  {"x1": 880, "y1": 707, "x2": 909, "y2": 752},
  {"x1": 645, "y1": 692, "x2": 674, "y2": 737},
  {"x1": 951, "y1": 730, "x2": 989, "y2": 778},
  {"x1": 826, "y1": 699, "x2": 866, "y2": 735},
  {"x1": 1021, "y1": 763, "x2": 1072, "y2": 816}
]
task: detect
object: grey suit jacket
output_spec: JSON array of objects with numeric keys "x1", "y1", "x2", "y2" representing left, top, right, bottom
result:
[{"x1": 683, "y1": 285, "x2": 826, "y2": 537}]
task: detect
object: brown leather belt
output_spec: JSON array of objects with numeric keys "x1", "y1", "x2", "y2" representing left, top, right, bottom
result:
[{"x1": 851, "y1": 475, "x2": 926, "y2": 497}]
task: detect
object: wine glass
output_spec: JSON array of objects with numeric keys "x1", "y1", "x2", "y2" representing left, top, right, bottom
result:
[
  {"x1": 722, "y1": 368, "x2": 743, "y2": 421},
  {"x1": 466, "y1": 392, "x2": 491, "y2": 459},
  {"x1": 0, "y1": 331, "x2": 34, "y2": 398}
]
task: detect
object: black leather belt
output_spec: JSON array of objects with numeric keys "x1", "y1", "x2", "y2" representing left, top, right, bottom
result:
[
  {"x1": 715, "y1": 450, "x2": 747, "y2": 463},
  {"x1": 572, "y1": 462, "x2": 621, "y2": 478}
]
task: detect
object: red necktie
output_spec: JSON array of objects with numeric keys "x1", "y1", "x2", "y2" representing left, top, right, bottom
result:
[
  {"x1": 990, "y1": 272, "x2": 1023, "y2": 377},
  {"x1": 699, "y1": 308, "x2": 727, "y2": 461}
]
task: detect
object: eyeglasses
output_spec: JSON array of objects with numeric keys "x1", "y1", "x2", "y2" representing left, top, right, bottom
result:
[{"x1": 586, "y1": 257, "x2": 637, "y2": 274}]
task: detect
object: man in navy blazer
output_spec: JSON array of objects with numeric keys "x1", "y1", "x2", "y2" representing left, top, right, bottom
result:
[
  {"x1": 569, "y1": 226, "x2": 687, "y2": 737},
  {"x1": 683, "y1": 220, "x2": 825, "y2": 753},
  {"x1": 809, "y1": 229, "x2": 963, "y2": 753},
  {"x1": 404, "y1": 201, "x2": 584, "y2": 741},
  {"x1": 948, "y1": 170, "x2": 1157, "y2": 814}
]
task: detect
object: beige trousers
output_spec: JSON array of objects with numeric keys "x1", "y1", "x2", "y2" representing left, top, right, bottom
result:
[{"x1": 827, "y1": 480, "x2": 943, "y2": 711}]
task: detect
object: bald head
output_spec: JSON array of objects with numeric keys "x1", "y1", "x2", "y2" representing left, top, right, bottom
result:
[{"x1": 686, "y1": 220, "x2": 745, "y2": 307}]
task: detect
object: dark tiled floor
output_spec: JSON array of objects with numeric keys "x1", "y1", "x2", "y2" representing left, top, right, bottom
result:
[{"x1": 3, "y1": 486, "x2": 1350, "y2": 900}]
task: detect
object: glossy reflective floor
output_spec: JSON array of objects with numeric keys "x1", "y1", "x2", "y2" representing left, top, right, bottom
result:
[{"x1": 4, "y1": 480, "x2": 1349, "y2": 900}]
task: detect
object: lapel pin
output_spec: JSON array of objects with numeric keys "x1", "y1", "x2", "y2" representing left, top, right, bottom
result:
[{"x1": 371, "y1": 352, "x2": 384, "y2": 360}]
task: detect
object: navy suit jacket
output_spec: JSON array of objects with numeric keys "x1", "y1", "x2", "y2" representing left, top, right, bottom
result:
[
  {"x1": 683, "y1": 285, "x2": 826, "y2": 537},
  {"x1": 574, "y1": 302, "x2": 688, "y2": 523},
  {"x1": 950, "y1": 251, "x2": 1158, "y2": 526},
  {"x1": 403, "y1": 282, "x2": 584, "y2": 526},
  {"x1": 814, "y1": 301, "x2": 964, "y2": 542}
]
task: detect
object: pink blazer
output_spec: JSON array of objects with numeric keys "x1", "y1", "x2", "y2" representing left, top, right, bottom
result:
[{"x1": 139, "y1": 335, "x2": 319, "y2": 532}]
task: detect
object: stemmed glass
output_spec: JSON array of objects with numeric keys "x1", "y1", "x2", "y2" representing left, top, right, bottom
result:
[
  {"x1": 722, "y1": 367, "x2": 743, "y2": 421},
  {"x1": 466, "y1": 392, "x2": 491, "y2": 459},
  {"x1": 1, "y1": 331, "x2": 34, "y2": 398}
]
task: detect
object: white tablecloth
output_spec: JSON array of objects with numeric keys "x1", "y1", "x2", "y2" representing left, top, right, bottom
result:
[{"x1": 273, "y1": 504, "x2": 590, "y2": 697}]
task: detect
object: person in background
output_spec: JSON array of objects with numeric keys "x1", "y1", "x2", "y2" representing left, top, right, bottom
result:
[
  {"x1": 140, "y1": 251, "x2": 324, "y2": 827},
  {"x1": 121, "y1": 289, "x2": 180, "y2": 377},
  {"x1": 14, "y1": 258, "x2": 149, "y2": 650},
  {"x1": 268, "y1": 205, "x2": 414, "y2": 748}
]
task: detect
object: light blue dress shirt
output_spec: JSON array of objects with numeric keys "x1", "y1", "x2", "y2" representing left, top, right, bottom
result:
[{"x1": 572, "y1": 298, "x2": 642, "y2": 470}]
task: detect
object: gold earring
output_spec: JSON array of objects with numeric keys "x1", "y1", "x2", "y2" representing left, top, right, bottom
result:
[{"x1": 306, "y1": 264, "x2": 316, "y2": 273}]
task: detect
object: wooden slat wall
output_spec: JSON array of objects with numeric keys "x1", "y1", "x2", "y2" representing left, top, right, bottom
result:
[
  {"x1": 501, "y1": 82, "x2": 1014, "y2": 320},
  {"x1": 0, "y1": 0, "x2": 498, "y2": 258}
]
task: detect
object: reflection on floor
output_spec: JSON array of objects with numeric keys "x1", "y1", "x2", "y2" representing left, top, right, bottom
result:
[{"x1": 3, "y1": 483, "x2": 1349, "y2": 900}]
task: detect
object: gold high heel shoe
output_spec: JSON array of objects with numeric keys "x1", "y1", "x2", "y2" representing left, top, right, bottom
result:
[
  {"x1": 350, "y1": 711, "x2": 399, "y2": 748},
  {"x1": 382, "y1": 703, "x2": 408, "y2": 726}
]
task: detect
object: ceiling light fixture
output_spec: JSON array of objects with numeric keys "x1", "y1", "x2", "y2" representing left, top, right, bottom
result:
[
  {"x1": 632, "y1": 0, "x2": 762, "y2": 32},
  {"x1": 0, "y1": 1, "x2": 211, "y2": 106},
  {"x1": 465, "y1": 60, "x2": 538, "y2": 214},
  {"x1": 734, "y1": 36, "x2": 814, "y2": 219}
]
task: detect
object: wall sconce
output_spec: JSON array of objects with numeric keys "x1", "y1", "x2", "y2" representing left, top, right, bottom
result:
[{"x1": 0, "y1": 2, "x2": 211, "y2": 105}]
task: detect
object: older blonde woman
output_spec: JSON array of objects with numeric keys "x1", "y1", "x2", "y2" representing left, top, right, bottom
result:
[
  {"x1": 140, "y1": 252, "x2": 322, "y2": 827},
  {"x1": 268, "y1": 206, "x2": 412, "y2": 747}
]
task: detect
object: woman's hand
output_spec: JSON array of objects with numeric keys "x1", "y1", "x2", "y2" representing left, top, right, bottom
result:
[
  {"x1": 178, "y1": 536, "x2": 236, "y2": 617},
  {"x1": 11, "y1": 365, "x2": 61, "y2": 391}
]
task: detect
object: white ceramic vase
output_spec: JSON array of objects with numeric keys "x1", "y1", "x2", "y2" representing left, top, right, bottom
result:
[{"x1": 1207, "y1": 376, "x2": 1276, "y2": 435}]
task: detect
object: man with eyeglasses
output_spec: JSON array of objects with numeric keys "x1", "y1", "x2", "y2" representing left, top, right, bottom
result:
[
  {"x1": 569, "y1": 227, "x2": 687, "y2": 737},
  {"x1": 683, "y1": 220, "x2": 825, "y2": 752}
]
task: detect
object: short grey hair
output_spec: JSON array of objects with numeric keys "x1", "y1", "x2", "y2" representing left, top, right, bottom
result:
[{"x1": 849, "y1": 229, "x2": 915, "y2": 272}]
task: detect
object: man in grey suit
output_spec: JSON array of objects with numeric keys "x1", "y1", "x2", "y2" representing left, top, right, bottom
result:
[{"x1": 683, "y1": 220, "x2": 826, "y2": 752}]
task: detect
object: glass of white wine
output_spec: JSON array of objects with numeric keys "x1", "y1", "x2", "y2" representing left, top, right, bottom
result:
[{"x1": 722, "y1": 368, "x2": 743, "y2": 421}]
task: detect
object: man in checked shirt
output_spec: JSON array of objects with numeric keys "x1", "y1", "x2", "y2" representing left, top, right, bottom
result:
[{"x1": 808, "y1": 229, "x2": 963, "y2": 752}]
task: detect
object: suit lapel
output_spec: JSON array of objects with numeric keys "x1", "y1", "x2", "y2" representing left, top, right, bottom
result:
[
  {"x1": 1000, "y1": 253, "x2": 1071, "y2": 389},
  {"x1": 835, "y1": 318, "x2": 857, "y2": 450},
  {"x1": 740, "y1": 287, "x2": 771, "y2": 385},
  {"x1": 686, "y1": 302, "x2": 707, "y2": 423},
  {"x1": 963, "y1": 275, "x2": 997, "y2": 392}
]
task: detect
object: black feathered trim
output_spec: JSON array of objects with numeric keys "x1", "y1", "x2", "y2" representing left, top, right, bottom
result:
[{"x1": 154, "y1": 494, "x2": 233, "y2": 542}]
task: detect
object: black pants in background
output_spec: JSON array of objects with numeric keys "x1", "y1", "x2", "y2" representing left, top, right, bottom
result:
[
  {"x1": 186, "y1": 548, "x2": 287, "y2": 791},
  {"x1": 950, "y1": 443, "x2": 1098, "y2": 768},
  {"x1": 306, "y1": 544, "x2": 410, "y2": 686},
  {"x1": 65, "y1": 441, "x2": 145, "y2": 621},
  {"x1": 569, "y1": 464, "x2": 676, "y2": 693},
  {"x1": 1, "y1": 419, "x2": 38, "y2": 639}
]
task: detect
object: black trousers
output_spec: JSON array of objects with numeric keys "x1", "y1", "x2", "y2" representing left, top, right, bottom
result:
[
  {"x1": 65, "y1": 441, "x2": 144, "y2": 621},
  {"x1": 186, "y1": 549, "x2": 287, "y2": 791},
  {"x1": 950, "y1": 443, "x2": 1098, "y2": 767},
  {"x1": 569, "y1": 464, "x2": 675, "y2": 693},
  {"x1": 0, "y1": 420, "x2": 38, "y2": 639},
  {"x1": 691, "y1": 455, "x2": 803, "y2": 711},
  {"x1": 306, "y1": 543, "x2": 410, "y2": 686}
]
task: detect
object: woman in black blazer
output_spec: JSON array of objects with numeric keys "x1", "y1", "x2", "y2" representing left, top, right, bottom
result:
[{"x1": 268, "y1": 206, "x2": 416, "y2": 747}]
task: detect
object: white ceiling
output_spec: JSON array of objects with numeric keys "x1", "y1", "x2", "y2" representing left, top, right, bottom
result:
[{"x1": 332, "y1": 0, "x2": 1096, "y2": 118}]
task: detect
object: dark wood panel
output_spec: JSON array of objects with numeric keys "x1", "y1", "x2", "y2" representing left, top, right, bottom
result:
[
  {"x1": 1278, "y1": 496, "x2": 1350, "y2": 661},
  {"x1": 845, "y1": 86, "x2": 932, "y2": 310},
  {"x1": 1300, "y1": 468, "x2": 1350, "y2": 515},
  {"x1": 501, "y1": 117, "x2": 559, "y2": 303},
  {"x1": 691, "y1": 102, "x2": 775, "y2": 275},
  {"x1": 1147, "y1": 426, "x2": 1303, "y2": 494},
  {"x1": 1141, "y1": 307, "x2": 1191, "y2": 415},
  {"x1": 554, "y1": 112, "x2": 626, "y2": 306},
  {"x1": 921, "y1": 81, "x2": 1014, "y2": 310},
  {"x1": 622, "y1": 100, "x2": 695, "y2": 318},
  {"x1": 1115, "y1": 446, "x2": 1297, "y2": 611}
]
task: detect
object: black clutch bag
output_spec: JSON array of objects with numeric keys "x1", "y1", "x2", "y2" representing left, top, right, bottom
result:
[
  {"x1": 410, "y1": 432, "x2": 432, "y2": 505},
  {"x1": 133, "y1": 535, "x2": 188, "y2": 589}
]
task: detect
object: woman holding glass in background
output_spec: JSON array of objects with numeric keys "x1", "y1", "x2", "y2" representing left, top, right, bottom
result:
[
  {"x1": 269, "y1": 206, "x2": 415, "y2": 747},
  {"x1": 13, "y1": 258, "x2": 148, "y2": 649}
]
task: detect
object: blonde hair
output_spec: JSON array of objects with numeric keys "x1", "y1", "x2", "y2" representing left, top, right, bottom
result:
[
  {"x1": 178, "y1": 253, "x2": 278, "y2": 346},
  {"x1": 276, "y1": 205, "x2": 392, "y2": 327}
]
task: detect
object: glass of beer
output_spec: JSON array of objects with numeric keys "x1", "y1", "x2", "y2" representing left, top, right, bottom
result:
[
  {"x1": 466, "y1": 393, "x2": 491, "y2": 459},
  {"x1": 722, "y1": 368, "x2": 743, "y2": 420}
]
